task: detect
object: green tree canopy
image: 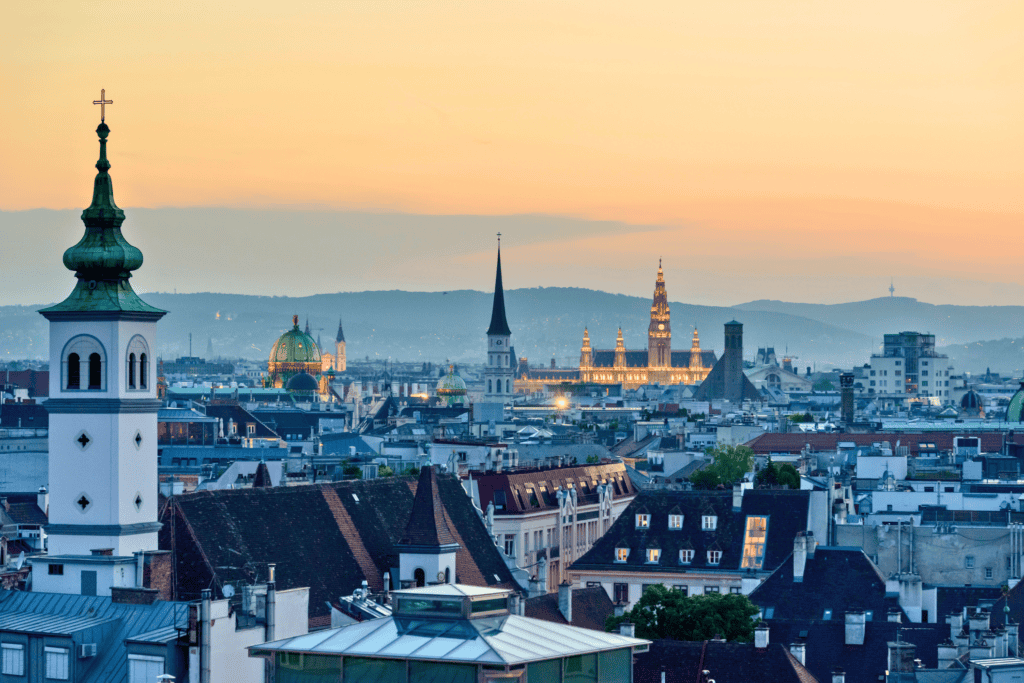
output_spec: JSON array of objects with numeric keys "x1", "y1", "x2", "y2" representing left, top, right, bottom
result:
[
  {"x1": 754, "y1": 459, "x2": 800, "y2": 489},
  {"x1": 605, "y1": 586, "x2": 759, "y2": 642},
  {"x1": 689, "y1": 445, "x2": 754, "y2": 489},
  {"x1": 813, "y1": 379, "x2": 834, "y2": 391}
]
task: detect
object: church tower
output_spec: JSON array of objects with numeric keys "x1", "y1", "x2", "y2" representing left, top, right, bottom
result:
[
  {"x1": 334, "y1": 317, "x2": 346, "y2": 372},
  {"x1": 484, "y1": 239, "x2": 514, "y2": 402},
  {"x1": 34, "y1": 103, "x2": 166, "y2": 595},
  {"x1": 648, "y1": 260, "x2": 671, "y2": 369},
  {"x1": 579, "y1": 328, "x2": 593, "y2": 373}
]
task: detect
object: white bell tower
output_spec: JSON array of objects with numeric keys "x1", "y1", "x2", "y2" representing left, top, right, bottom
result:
[
  {"x1": 32, "y1": 100, "x2": 166, "y2": 596},
  {"x1": 483, "y1": 236, "x2": 514, "y2": 403}
]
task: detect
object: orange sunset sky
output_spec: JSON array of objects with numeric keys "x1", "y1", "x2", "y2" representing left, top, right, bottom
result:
[{"x1": 2, "y1": 1, "x2": 1022, "y2": 306}]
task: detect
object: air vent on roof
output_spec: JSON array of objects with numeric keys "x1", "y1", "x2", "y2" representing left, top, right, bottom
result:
[{"x1": 79, "y1": 644, "x2": 97, "y2": 659}]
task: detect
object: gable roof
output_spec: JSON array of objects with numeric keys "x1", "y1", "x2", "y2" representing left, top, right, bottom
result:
[
  {"x1": 400, "y1": 466, "x2": 457, "y2": 547},
  {"x1": 524, "y1": 586, "x2": 615, "y2": 632},
  {"x1": 634, "y1": 640, "x2": 820, "y2": 683},
  {"x1": 749, "y1": 547, "x2": 901, "y2": 621},
  {"x1": 571, "y1": 489, "x2": 810, "y2": 575},
  {"x1": 472, "y1": 463, "x2": 636, "y2": 516},
  {"x1": 161, "y1": 474, "x2": 519, "y2": 627},
  {"x1": 693, "y1": 357, "x2": 761, "y2": 402}
]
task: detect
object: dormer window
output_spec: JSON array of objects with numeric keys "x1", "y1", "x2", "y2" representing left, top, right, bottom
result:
[
  {"x1": 668, "y1": 514, "x2": 683, "y2": 530},
  {"x1": 615, "y1": 547, "x2": 629, "y2": 563},
  {"x1": 646, "y1": 548, "x2": 661, "y2": 564},
  {"x1": 707, "y1": 550, "x2": 722, "y2": 565},
  {"x1": 635, "y1": 514, "x2": 650, "y2": 529},
  {"x1": 702, "y1": 515, "x2": 717, "y2": 531},
  {"x1": 679, "y1": 549, "x2": 694, "y2": 564}
]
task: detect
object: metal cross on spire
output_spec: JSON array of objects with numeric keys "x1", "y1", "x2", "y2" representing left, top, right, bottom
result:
[
  {"x1": 93, "y1": 89, "x2": 113, "y2": 122},
  {"x1": 497, "y1": 232, "x2": 501, "y2": 247}
]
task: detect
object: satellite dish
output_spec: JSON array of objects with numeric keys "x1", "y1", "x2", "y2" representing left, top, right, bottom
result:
[
  {"x1": 14, "y1": 552, "x2": 25, "y2": 570},
  {"x1": 222, "y1": 584, "x2": 235, "y2": 598}
]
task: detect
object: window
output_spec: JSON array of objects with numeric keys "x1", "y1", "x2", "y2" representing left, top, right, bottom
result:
[
  {"x1": 922, "y1": 381, "x2": 928, "y2": 387},
  {"x1": 966, "y1": 556, "x2": 975, "y2": 568},
  {"x1": 45, "y1": 647, "x2": 69, "y2": 680},
  {"x1": 646, "y1": 548, "x2": 661, "y2": 564},
  {"x1": 2, "y1": 644, "x2": 24, "y2": 676},
  {"x1": 986, "y1": 568, "x2": 994, "y2": 579},
  {"x1": 668, "y1": 514, "x2": 683, "y2": 530},
  {"x1": 48, "y1": 564, "x2": 64, "y2": 575},
  {"x1": 707, "y1": 550, "x2": 722, "y2": 565},
  {"x1": 613, "y1": 583, "x2": 628, "y2": 603},
  {"x1": 741, "y1": 516, "x2": 769, "y2": 569},
  {"x1": 139, "y1": 353, "x2": 148, "y2": 389},
  {"x1": 870, "y1": 370, "x2": 876, "y2": 376},
  {"x1": 503, "y1": 535, "x2": 515, "y2": 557},
  {"x1": 126, "y1": 335, "x2": 149, "y2": 391},
  {"x1": 635, "y1": 513, "x2": 650, "y2": 529},
  {"x1": 679, "y1": 549, "x2": 694, "y2": 564},
  {"x1": 730, "y1": 587, "x2": 742, "y2": 594},
  {"x1": 63, "y1": 335, "x2": 106, "y2": 391},
  {"x1": 615, "y1": 547, "x2": 629, "y2": 563},
  {"x1": 129, "y1": 655, "x2": 164, "y2": 683},
  {"x1": 128, "y1": 353, "x2": 137, "y2": 388},
  {"x1": 702, "y1": 515, "x2": 717, "y2": 531},
  {"x1": 895, "y1": 370, "x2": 902, "y2": 377},
  {"x1": 922, "y1": 371, "x2": 928, "y2": 376},
  {"x1": 704, "y1": 586, "x2": 720, "y2": 594},
  {"x1": 823, "y1": 609, "x2": 833, "y2": 620},
  {"x1": 672, "y1": 585, "x2": 688, "y2": 596}
]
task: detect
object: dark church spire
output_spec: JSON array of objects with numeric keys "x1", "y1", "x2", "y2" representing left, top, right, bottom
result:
[
  {"x1": 486, "y1": 239, "x2": 511, "y2": 336},
  {"x1": 399, "y1": 466, "x2": 458, "y2": 547},
  {"x1": 336, "y1": 317, "x2": 346, "y2": 343}
]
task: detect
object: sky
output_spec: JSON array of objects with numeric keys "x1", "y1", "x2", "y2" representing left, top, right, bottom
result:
[{"x1": 3, "y1": 1, "x2": 1023, "y2": 306}]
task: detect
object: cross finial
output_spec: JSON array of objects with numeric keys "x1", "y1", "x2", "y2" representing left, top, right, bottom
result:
[
  {"x1": 93, "y1": 89, "x2": 113, "y2": 123},
  {"x1": 497, "y1": 232, "x2": 501, "y2": 248}
]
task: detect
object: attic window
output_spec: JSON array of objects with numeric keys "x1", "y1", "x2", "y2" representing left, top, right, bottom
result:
[
  {"x1": 615, "y1": 548, "x2": 629, "y2": 563},
  {"x1": 646, "y1": 549, "x2": 661, "y2": 564},
  {"x1": 707, "y1": 550, "x2": 722, "y2": 565},
  {"x1": 823, "y1": 609, "x2": 833, "y2": 620},
  {"x1": 740, "y1": 516, "x2": 769, "y2": 569},
  {"x1": 668, "y1": 514, "x2": 683, "y2": 530},
  {"x1": 352, "y1": 494, "x2": 359, "y2": 502},
  {"x1": 702, "y1": 515, "x2": 717, "y2": 531},
  {"x1": 679, "y1": 549, "x2": 694, "y2": 564},
  {"x1": 635, "y1": 514, "x2": 650, "y2": 529}
]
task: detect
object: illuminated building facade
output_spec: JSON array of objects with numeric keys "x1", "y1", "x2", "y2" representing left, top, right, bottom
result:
[
  {"x1": 577, "y1": 262, "x2": 715, "y2": 390},
  {"x1": 268, "y1": 315, "x2": 323, "y2": 389}
]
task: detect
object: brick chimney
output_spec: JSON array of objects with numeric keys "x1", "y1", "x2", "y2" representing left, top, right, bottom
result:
[{"x1": 793, "y1": 532, "x2": 807, "y2": 583}]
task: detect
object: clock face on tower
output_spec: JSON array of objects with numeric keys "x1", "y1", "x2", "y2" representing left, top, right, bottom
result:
[
  {"x1": 496, "y1": 340, "x2": 502, "y2": 345},
  {"x1": 437, "y1": 571, "x2": 446, "y2": 582},
  {"x1": 658, "y1": 324, "x2": 665, "y2": 330}
]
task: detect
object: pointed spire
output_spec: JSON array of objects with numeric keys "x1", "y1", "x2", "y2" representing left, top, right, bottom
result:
[
  {"x1": 253, "y1": 461, "x2": 272, "y2": 489},
  {"x1": 616, "y1": 327, "x2": 625, "y2": 346},
  {"x1": 304, "y1": 318, "x2": 311, "y2": 335},
  {"x1": 486, "y1": 238, "x2": 512, "y2": 336},
  {"x1": 399, "y1": 467, "x2": 458, "y2": 547},
  {"x1": 336, "y1": 317, "x2": 346, "y2": 343},
  {"x1": 43, "y1": 109, "x2": 163, "y2": 316}
]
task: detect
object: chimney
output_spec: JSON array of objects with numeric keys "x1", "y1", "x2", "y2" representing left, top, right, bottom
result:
[
  {"x1": 805, "y1": 531, "x2": 816, "y2": 558},
  {"x1": 888, "y1": 641, "x2": 916, "y2": 674},
  {"x1": 754, "y1": 623, "x2": 769, "y2": 649},
  {"x1": 947, "y1": 612, "x2": 964, "y2": 641},
  {"x1": 37, "y1": 486, "x2": 48, "y2": 515},
  {"x1": 733, "y1": 484, "x2": 744, "y2": 511},
  {"x1": 558, "y1": 582, "x2": 573, "y2": 623},
  {"x1": 793, "y1": 533, "x2": 807, "y2": 583},
  {"x1": 619, "y1": 622, "x2": 635, "y2": 638},
  {"x1": 266, "y1": 579, "x2": 276, "y2": 643},
  {"x1": 790, "y1": 641, "x2": 806, "y2": 665},
  {"x1": 832, "y1": 669, "x2": 845, "y2": 683},
  {"x1": 845, "y1": 611, "x2": 866, "y2": 645},
  {"x1": 888, "y1": 609, "x2": 902, "y2": 623},
  {"x1": 969, "y1": 610, "x2": 991, "y2": 634},
  {"x1": 937, "y1": 641, "x2": 958, "y2": 669}
]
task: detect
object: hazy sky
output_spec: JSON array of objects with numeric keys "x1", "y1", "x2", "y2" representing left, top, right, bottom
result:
[{"x1": 3, "y1": 2, "x2": 1023, "y2": 306}]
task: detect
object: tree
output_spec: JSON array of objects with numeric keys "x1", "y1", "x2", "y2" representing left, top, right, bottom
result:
[
  {"x1": 605, "y1": 586, "x2": 759, "y2": 642},
  {"x1": 788, "y1": 412, "x2": 814, "y2": 423},
  {"x1": 813, "y1": 379, "x2": 834, "y2": 391},
  {"x1": 586, "y1": 454, "x2": 600, "y2": 464},
  {"x1": 689, "y1": 468, "x2": 722, "y2": 490},
  {"x1": 754, "y1": 459, "x2": 800, "y2": 489},
  {"x1": 378, "y1": 465, "x2": 395, "y2": 478},
  {"x1": 689, "y1": 445, "x2": 754, "y2": 488},
  {"x1": 403, "y1": 466, "x2": 420, "y2": 477},
  {"x1": 342, "y1": 463, "x2": 363, "y2": 480}
]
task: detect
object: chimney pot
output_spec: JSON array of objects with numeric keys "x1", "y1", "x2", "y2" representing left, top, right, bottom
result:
[
  {"x1": 754, "y1": 624, "x2": 769, "y2": 649},
  {"x1": 619, "y1": 621, "x2": 635, "y2": 638}
]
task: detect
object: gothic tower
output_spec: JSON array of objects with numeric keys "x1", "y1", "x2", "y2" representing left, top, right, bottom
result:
[
  {"x1": 35, "y1": 109, "x2": 166, "y2": 595},
  {"x1": 579, "y1": 328, "x2": 593, "y2": 369},
  {"x1": 648, "y1": 260, "x2": 671, "y2": 368},
  {"x1": 334, "y1": 317, "x2": 347, "y2": 372},
  {"x1": 484, "y1": 240, "x2": 514, "y2": 402}
]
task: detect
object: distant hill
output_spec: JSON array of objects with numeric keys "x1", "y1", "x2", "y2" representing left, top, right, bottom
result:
[
  {"x1": 935, "y1": 338, "x2": 1024, "y2": 378},
  {"x1": 0, "y1": 288, "x2": 872, "y2": 369},
  {"x1": 734, "y1": 297, "x2": 1024, "y2": 348}
]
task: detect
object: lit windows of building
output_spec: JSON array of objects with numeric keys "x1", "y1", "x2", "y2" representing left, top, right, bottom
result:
[
  {"x1": 635, "y1": 513, "x2": 650, "y2": 529},
  {"x1": 740, "y1": 516, "x2": 769, "y2": 569}
]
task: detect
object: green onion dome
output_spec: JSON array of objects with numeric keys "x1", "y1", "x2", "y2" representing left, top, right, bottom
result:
[
  {"x1": 270, "y1": 315, "x2": 322, "y2": 365},
  {"x1": 436, "y1": 365, "x2": 468, "y2": 406},
  {"x1": 1007, "y1": 382, "x2": 1024, "y2": 422}
]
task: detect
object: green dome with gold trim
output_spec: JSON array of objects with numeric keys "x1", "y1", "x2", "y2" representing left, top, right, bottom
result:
[
  {"x1": 270, "y1": 315, "x2": 321, "y2": 365},
  {"x1": 436, "y1": 365, "x2": 468, "y2": 406},
  {"x1": 268, "y1": 315, "x2": 322, "y2": 389},
  {"x1": 1007, "y1": 382, "x2": 1024, "y2": 422}
]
